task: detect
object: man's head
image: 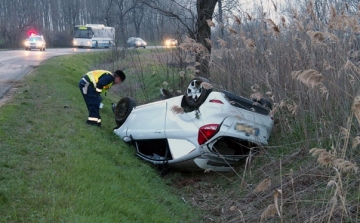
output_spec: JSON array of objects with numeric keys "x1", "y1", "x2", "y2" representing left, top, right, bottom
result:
[{"x1": 113, "y1": 70, "x2": 126, "y2": 84}]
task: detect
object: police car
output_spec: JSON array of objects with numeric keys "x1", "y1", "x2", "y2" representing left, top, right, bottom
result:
[{"x1": 24, "y1": 34, "x2": 46, "y2": 51}]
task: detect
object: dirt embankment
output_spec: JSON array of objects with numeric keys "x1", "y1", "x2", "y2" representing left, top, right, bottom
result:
[{"x1": 0, "y1": 81, "x2": 23, "y2": 107}]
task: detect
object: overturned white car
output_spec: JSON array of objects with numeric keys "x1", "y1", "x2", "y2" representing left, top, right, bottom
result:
[{"x1": 113, "y1": 77, "x2": 274, "y2": 172}]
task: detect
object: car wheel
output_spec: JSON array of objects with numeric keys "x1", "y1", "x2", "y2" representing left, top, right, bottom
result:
[
  {"x1": 184, "y1": 77, "x2": 212, "y2": 107},
  {"x1": 252, "y1": 97, "x2": 273, "y2": 110},
  {"x1": 114, "y1": 97, "x2": 136, "y2": 126}
]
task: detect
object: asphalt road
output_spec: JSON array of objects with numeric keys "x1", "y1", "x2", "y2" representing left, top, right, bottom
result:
[
  {"x1": 0, "y1": 48, "x2": 99, "y2": 99},
  {"x1": 0, "y1": 45, "x2": 170, "y2": 100}
]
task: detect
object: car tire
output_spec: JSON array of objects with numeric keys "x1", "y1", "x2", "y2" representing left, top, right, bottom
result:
[
  {"x1": 252, "y1": 97, "x2": 273, "y2": 110},
  {"x1": 114, "y1": 97, "x2": 136, "y2": 126},
  {"x1": 184, "y1": 77, "x2": 212, "y2": 107}
]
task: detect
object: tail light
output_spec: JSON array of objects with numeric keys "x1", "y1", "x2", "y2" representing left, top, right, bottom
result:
[
  {"x1": 198, "y1": 124, "x2": 219, "y2": 145},
  {"x1": 209, "y1": 99, "x2": 223, "y2": 104}
]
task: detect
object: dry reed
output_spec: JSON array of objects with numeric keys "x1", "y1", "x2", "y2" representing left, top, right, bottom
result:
[
  {"x1": 170, "y1": 105, "x2": 184, "y2": 115},
  {"x1": 167, "y1": 1, "x2": 360, "y2": 221},
  {"x1": 253, "y1": 178, "x2": 272, "y2": 193},
  {"x1": 291, "y1": 69, "x2": 325, "y2": 88},
  {"x1": 260, "y1": 204, "x2": 278, "y2": 222}
]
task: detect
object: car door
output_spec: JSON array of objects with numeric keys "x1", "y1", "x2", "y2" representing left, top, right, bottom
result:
[{"x1": 125, "y1": 100, "x2": 167, "y2": 139}]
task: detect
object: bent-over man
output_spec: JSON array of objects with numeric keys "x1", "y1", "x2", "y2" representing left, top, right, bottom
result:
[{"x1": 79, "y1": 69, "x2": 126, "y2": 127}]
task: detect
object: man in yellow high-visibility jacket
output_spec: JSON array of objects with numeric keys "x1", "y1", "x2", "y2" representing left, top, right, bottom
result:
[{"x1": 79, "y1": 70, "x2": 126, "y2": 127}]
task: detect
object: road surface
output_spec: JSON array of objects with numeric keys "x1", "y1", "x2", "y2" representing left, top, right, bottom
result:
[{"x1": 0, "y1": 48, "x2": 99, "y2": 99}]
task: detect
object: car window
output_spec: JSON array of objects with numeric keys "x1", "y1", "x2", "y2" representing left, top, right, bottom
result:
[{"x1": 29, "y1": 37, "x2": 43, "y2": 41}]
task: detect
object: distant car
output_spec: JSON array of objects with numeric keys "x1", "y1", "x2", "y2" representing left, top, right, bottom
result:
[
  {"x1": 127, "y1": 37, "x2": 147, "y2": 48},
  {"x1": 24, "y1": 34, "x2": 46, "y2": 51},
  {"x1": 113, "y1": 77, "x2": 274, "y2": 172},
  {"x1": 164, "y1": 38, "x2": 178, "y2": 47}
]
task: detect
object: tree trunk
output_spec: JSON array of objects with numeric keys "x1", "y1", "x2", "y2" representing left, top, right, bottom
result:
[
  {"x1": 195, "y1": 0, "x2": 217, "y2": 78},
  {"x1": 218, "y1": 0, "x2": 224, "y2": 38}
]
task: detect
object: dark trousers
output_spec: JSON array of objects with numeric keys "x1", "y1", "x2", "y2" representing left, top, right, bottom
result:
[{"x1": 79, "y1": 79, "x2": 102, "y2": 126}]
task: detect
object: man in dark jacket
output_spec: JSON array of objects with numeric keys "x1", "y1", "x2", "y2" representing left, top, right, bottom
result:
[{"x1": 79, "y1": 69, "x2": 126, "y2": 127}]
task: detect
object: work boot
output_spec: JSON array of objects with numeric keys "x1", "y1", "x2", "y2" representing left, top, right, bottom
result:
[{"x1": 86, "y1": 120, "x2": 98, "y2": 126}]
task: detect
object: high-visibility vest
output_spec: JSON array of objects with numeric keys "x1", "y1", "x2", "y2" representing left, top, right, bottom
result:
[{"x1": 85, "y1": 70, "x2": 113, "y2": 92}]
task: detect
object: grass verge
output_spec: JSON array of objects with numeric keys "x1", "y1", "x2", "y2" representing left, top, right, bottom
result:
[{"x1": 0, "y1": 53, "x2": 203, "y2": 223}]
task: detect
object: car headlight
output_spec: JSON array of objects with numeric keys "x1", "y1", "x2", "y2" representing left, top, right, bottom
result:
[
  {"x1": 24, "y1": 41, "x2": 29, "y2": 46},
  {"x1": 36, "y1": 42, "x2": 42, "y2": 47}
]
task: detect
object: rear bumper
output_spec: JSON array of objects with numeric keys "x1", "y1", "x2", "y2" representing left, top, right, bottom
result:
[{"x1": 217, "y1": 115, "x2": 273, "y2": 145}]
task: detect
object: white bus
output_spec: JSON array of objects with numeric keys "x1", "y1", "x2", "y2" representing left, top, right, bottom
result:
[{"x1": 73, "y1": 24, "x2": 115, "y2": 48}]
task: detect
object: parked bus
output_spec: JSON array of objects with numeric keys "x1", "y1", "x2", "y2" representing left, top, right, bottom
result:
[{"x1": 73, "y1": 24, "x2": 115, "y2": 48}]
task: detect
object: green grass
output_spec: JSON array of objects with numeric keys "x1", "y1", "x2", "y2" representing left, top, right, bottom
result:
[
  {"x1": 0, "y1": 53, "x2": 203, "y2": 223},
  {"x1": 118, "y1": 47, "x2": 192, "y2": 104}
]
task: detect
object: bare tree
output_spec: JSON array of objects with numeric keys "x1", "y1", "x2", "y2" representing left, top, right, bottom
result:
[
  {"x1": 60, "y1": 0, "x2": 81, "y2": 31},
  {"x1": 113, "y1": 0, "x2": 141, "y2": 46},
  {"x1": 0, "y1": 0, "x2": 240, "y2": 54},
  {"x1": 0, "y1": 0, "x2": 38, "y2": 48},
  {"x1": 132, "y1": 3, "x2": 145, "y2": 37},
  {"x1": 216, "y1": 0, "x2": 240, "y2": 37},
  {"x1": 140, "y1": 0, "x2": 217, "y2": 77},
  {"x1": 195, "y1": 0, "x2": 217, "y2": 77}
]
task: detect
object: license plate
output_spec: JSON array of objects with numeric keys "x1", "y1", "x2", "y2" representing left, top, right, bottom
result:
[{"x1": 235, "y1": 123, "x2": 259, "y2": 136}]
